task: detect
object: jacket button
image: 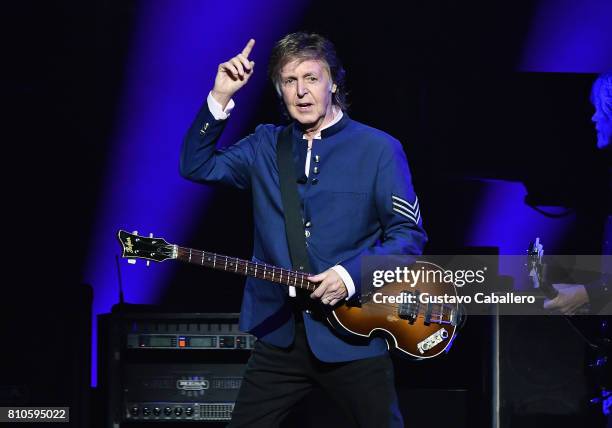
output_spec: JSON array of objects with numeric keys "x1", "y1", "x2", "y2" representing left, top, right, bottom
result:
[
  {"x1": 199, "y1": 122, "x2": 210, "y2": 135},
  {"x1": 313, "y1": 166, "x2": 319, "y2": 174},
  {"x1": 305, "y1": 230, "x2": 311, "y2": 238},
  {"x1": 311, "y1": 178, "x2": 319, "y2": 185},
  {"x1": 314, "y1": 155, "x2": 320, "y2": 163},
  {"x1": 305, "y1": 221, "x2": 311, "y2": 228}
]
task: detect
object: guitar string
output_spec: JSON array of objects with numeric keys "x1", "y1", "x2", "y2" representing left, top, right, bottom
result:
[
  {"x1": 175, "y1": 248, "x2": 313, "y2": 280},
  {"x1": 175, "y1": 247, "x2": 317, "y2": 290},
  {"x1": 174, "y1": 247, "x2": 453, "y2": 320},
  {"x1": 131, "y1": 244, "x2": 454, "y2": 324},
  {"x1": 348, "y1": 305, "x2": 452, "y2": 321},
  {"x1": 175, "y1": 247, "x2": 311, "y2": 277}
]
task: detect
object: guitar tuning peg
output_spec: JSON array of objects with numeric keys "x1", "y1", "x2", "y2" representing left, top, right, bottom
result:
[
  {"x1": 146, "y1": 260, "x2": 150, "y2": 267},
  {"x1": 149, "y1": 233, "x2": 154, "y2": 238},
  {"x1": 128, "y1": 259, "x2": 136, "y2": 265},
  {"x1": 132, "y1": 230, "x2": 139, "y2": 235}
]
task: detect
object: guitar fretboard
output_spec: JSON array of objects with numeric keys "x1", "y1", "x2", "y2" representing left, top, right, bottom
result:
[{"x1": 175, "y1": 246, "x2": 317, "y2": 291}]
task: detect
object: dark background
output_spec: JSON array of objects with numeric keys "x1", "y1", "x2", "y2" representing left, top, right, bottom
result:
[
  {"x1": 6, "y1": 0, "x2": 609, "y2": 292},
  {"x1": 4, "y1": 1, "x2": 611, "y2": 427}
]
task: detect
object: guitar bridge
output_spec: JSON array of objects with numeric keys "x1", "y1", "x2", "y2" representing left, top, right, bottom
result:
[{"x1": 417, "y1": 328, "x2": 449, "y2": 354}]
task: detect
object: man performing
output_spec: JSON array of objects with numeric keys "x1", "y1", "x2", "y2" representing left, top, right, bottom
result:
[
  {"x1": 180, "y1": 32, "x2": 427, "y2": 427},
  {"x1": 541, "y1": 72, "x2": 612, "y2": 427},
  {"x1": 543, "y1": 72, "x2": 611, "y2": 315}
]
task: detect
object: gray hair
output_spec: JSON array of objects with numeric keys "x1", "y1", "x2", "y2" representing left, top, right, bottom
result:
[
  {"x1": 268, "y1": 32, "x2": 348, "y2": 112},
  {"x1": 591, "y1": 72, "x2": 612, "y2": 117}
]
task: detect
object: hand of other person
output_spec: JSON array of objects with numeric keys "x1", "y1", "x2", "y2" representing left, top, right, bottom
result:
[
  {"x1": 211, "y1": 38, "x2": 255, "y2": 109},
  {"x1": 308, "y1": 269, "x2": 348, "y2": 306},
  {"x1": 543, "y1": 283, "x2": 589, "y2": 315}
]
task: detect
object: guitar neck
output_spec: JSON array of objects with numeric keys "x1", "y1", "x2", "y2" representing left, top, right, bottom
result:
[{"x1": 174, "y1": 246, "x2": 317, "y2": 292}]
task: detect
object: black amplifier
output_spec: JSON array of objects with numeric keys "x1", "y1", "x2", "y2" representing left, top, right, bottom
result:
[
  {"x1": 98, "y1": 306, "x2": 255, "y2": 427},
  {"x1": 125, "y1": 316, "x2": 256, "y2": 350},
  {"x1": 124, "y1": 363, "x2": 245, "y2": 421}
]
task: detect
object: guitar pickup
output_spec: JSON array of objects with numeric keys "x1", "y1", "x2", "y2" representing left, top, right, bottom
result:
[
  {"x1": 424, "y1": 302, "x2": 433, "y2": 326},
  {"x1": 398, "y1": 290, "x2": 420, "y2": 323}
]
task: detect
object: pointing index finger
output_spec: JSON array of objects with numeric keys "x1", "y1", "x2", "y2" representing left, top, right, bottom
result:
[{"x1": 241, "y1": 38, "x2": 255, "y2": 58}]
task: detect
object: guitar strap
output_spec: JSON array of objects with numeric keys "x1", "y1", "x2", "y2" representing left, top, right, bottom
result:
[{"x1": 276, "y1": 124, "x2": 314, "y2": 276}]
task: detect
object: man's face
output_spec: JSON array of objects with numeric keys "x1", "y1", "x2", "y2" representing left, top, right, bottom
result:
[
  {"x1": 592, "y1": 86, "x2": 612, "y2": 150},
  {"x1": 278, "y1": 58, "x2": 335, "y2": 128}
]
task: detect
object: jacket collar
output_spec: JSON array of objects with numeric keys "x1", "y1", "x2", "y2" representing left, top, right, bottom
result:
[{"x1": 290, "y1": 111, "x2": 350, "y2": 140}]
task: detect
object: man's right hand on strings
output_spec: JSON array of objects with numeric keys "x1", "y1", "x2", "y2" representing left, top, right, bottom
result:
[{"x1": 211, "y1": 38, "x2": 255, "y2": 110}]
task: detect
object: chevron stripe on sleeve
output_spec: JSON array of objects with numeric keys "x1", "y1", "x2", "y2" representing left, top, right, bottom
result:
[{"x1": 391, "y1": 195, "x2": 421, "y2": 224}]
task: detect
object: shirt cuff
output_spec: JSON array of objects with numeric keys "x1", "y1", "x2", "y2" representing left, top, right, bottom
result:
[
  {"x1": 331, "y1": 265, "x2": 355, "y2": 300},
  {"x1": 207, "y1": 91, "x2": 235, "y2": 120}
]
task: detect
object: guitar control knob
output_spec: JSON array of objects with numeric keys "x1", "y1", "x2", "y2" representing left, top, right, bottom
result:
[
  {"x1": 164, "y1": 407, "x2": 172, "y2": 416},
  {"x1": 174, "y1": 407, "x2": 183, "y2": 416},
  {"x1": 142, "y1": 407, "x2": 151, "y2": 416},
  {"x1": 130, "y1": 406, "x2": 139, "y2": 416},
  {"x1": 153, "y1": 407, "x2": 161, "y2": 416},
  {"x1": 185, "y1": 407, "x2": 193, "y2": 416}
]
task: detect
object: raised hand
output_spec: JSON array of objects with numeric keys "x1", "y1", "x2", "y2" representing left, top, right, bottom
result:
[{"x1": 211, "y1": 39, "x2": 255, "y2": 109}]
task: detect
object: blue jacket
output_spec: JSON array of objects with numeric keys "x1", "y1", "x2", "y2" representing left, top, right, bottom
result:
[{"x1": 180, "y1": 104, "x2": 427, "y2": 361}]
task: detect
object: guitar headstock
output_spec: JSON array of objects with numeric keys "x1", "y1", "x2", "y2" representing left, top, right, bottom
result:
[
  {"x1": 527, "y1": 237, "x2": 547, "y2": 291},
  {"x1": 116, "y1": 230, "x2": 176, "y2": 263},
  {"x1": 528, "y1": 237, "x2": 544, "y2": 264}
]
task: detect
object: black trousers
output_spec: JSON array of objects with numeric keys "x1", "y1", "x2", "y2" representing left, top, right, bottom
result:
[{"x1": 228, "y1": 313, "x2": 404, "y2": 428}]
